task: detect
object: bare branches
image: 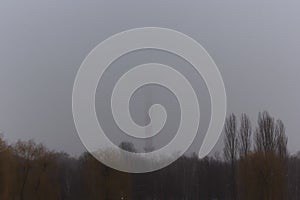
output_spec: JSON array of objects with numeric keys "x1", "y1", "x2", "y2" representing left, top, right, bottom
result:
[
  {"x1": 223, "y1": 113, "x2": 238, "y2": 200},
  {"x1": 276, "y1": 119, "x2": 288, "y2": 158},
  {"x1": 239, "y1": 113, "x2": 252, "y2": 157},
  {"x1": 224, "y1": 112, "x2": 289, "y2": 200},
  {"x1": 224, "y1": 113, "x2": 238, "y2": 163},
  {"x1": 254, "y1": 111, "x2": 288, "y2": 158}
]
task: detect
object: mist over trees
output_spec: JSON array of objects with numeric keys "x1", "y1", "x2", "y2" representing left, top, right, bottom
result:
[{"x1": 0, "y1": 111, "x2": 299, "y2": 200}]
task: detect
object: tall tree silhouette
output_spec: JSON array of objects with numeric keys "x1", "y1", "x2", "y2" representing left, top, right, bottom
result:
[
  {"x1": 240, "y1": 111, "x2": 288, "y2": 200},
  {"x1": 239, "y1": 113, "x2": 252, "y2": 157},
  {"x1": 223, "y1": 113, "x2": 238, "y2": 200}
]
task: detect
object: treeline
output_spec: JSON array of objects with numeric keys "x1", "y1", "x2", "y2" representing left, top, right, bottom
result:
[{"x1": 0, "y1": 111, "x2": 299, "y2": 200}]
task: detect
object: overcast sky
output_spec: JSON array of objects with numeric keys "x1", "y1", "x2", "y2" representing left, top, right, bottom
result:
[{"x1": 0, "y1": 0, "x2": 299, "y2": 156}]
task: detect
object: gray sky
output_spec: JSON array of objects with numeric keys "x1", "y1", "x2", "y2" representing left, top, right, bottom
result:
[{"x1": 0, "y1": 0, "x2": 299, "y2": 156}]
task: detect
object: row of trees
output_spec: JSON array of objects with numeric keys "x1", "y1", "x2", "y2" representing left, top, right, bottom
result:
[
  {"x1": 223, "y1": 112, "x2": 288, "y2": 200},
  {"x1": 0, "y1": 111, "x2": 299, "y2": 199}
]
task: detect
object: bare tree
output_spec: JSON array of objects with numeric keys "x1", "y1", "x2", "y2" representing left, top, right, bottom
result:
[
  {"x1": 250, "y1": 111, "x2": 289, "y2": 200},
  {"x1": 255, "y1": 111, "x2": 288, "y2": 158},
  {"x1": 276, "y1": 119, "x2": 288, "y2": 159},
  {"x1": 224, "y1": 114, "x2": 238, "y2": 163},
  {"x1": 255, "y1": 111, "x2": 277, "y2": 153},
  {"x1": 223, "y1": 113, "x2": 238, "y2": 200},
  {"x1": 237, "y1": 114, "x2": 252, "y2": 200},
  {"x1": 239, "y1": 113, "x2": 252, "y2": 157}
]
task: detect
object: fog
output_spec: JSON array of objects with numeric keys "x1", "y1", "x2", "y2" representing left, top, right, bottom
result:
[{"x1": 0, "y1": 0, "x2": 299, "y2": 156}]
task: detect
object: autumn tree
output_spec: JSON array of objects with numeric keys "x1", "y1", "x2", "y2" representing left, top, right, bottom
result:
[
  {"x1": 0, "y1": 135, "x2": 15, "y2": 199},
  {"x1": 13, "y1": 140, "x2": 59, "y2": 200}
]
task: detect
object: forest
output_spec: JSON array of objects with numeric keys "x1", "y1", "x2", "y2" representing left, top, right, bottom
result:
[{"x1": 0, "y1": 111, "x2": 299, "y2": 200}]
